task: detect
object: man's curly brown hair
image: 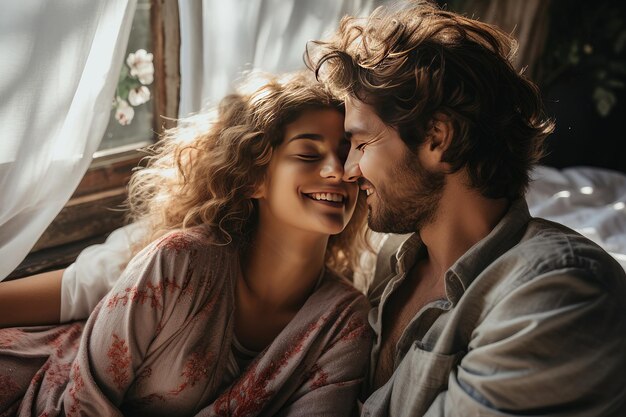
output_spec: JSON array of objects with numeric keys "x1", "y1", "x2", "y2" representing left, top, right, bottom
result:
[{"x1": 306, "y1": 0, "x2": 554, "y2": 200}]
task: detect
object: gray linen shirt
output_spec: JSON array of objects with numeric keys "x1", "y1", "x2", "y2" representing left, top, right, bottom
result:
[{"x1": 362, "y1": 199, "x2": 626, "y2": 417}]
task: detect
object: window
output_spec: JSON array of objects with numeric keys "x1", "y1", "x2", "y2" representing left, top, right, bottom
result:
[
  {"x1": 9, "y1": 0, "x2": 180, "y2": 279},
  {"x1": 98, "y1": 0, "x2": 154, "y2": 154}
]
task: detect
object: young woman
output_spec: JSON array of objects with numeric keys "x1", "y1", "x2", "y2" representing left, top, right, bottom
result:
[{"x1": 0, "y1": 72, "x2": 372, "y2": 416}]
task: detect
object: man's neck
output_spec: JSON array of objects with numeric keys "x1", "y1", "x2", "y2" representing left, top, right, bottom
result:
[{"x1": 419, "y1": 173, "x2": 510, "y2": 278}]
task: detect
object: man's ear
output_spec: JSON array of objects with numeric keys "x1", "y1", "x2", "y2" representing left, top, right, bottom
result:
[{"x1": 422, "y1": 113, "x2": 453, "y2": 168}]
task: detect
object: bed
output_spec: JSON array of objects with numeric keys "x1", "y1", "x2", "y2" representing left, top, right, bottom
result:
[{"x1": 527, "y1": 165, "x2": 626, "y2": 271}]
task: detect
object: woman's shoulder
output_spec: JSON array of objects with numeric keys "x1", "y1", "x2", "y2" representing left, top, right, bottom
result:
[
  {"x1": 119, "y1": 226, "x2": 237, "y2": 301},
  {"x1": 143, "y1": 225, "x2": 237, "y2": 260},
  {"x1": 128, "y1": 225, "x2": 238, "y2": 276}
]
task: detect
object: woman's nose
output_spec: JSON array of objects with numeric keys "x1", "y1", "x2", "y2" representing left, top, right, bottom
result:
[{"x1": 320, "y1": 154, "x2": 344, "y2": 181}]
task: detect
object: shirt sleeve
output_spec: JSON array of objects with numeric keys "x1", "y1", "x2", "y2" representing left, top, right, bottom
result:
[
  {"x1": 278, "y1": 297, "x2": 374, "y2": 417},
  {"x1": 424, "y1": 269, "x2": 626, "y2": 417},
  {"x1": 62, "y1": 234, "x2": 198, "y2": 415},
  {"x1": 60, "y1": 222, "x2": 147, "y2": 322}
]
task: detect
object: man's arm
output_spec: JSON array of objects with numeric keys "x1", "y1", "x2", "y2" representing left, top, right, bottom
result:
[
  {"x1": 424, "y1": 269, "x2": 626, "y2": 416},
  {"x1": 0, "y1": 269, "x2": 63, "y2": 327}
]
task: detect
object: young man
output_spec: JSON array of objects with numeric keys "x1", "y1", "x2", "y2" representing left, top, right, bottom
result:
[{"x1": 307, "y1": 1, "x2": 626, "y2": 416}]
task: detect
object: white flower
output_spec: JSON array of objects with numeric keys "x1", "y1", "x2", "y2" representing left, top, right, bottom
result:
[
  {"x1": 126, "y1": 49, "x2": 154, "y2": 85},
  {"x1": 115, "y1": 99, "x2": 135, "y2": 125},
  {"x1": 128, "y1": 86, "x2": 151, "y2": 106}
]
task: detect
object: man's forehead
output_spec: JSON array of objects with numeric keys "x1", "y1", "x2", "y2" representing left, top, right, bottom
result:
[
  {"x1": 344, "y1": 97, "x2": 381, "y2": 135},
  {"x1": 345, "y1": 98, "x2": 369, "y2": 130}
]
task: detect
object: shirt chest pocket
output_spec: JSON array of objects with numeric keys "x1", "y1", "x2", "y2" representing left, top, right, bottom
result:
[{"x1": 390, "y1": 342, "x2": 465, "y2": 416}]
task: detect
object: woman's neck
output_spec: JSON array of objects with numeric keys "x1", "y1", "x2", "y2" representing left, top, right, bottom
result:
[{"x1": 241, "y1": 222, "x2": 328, "y2": 312}]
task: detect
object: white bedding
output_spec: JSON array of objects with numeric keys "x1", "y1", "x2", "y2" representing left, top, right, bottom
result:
[{"x1": 527, "y1": 165, "x2": 626, "y2": 271}]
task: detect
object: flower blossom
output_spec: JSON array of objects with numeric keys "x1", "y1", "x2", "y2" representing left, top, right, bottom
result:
[
  {"x1": 126, "y1": 49, "x2": 154, "y2": 85},
  {"x1": 128, "y1": 86, "x2": 151, "y2": 106},
  {"x1": 115, "y1": 99, "x2": 135, "y2": 125}
]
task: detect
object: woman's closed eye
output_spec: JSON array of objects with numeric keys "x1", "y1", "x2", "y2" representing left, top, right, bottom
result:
[{"x1": 295, "y1": 153, "x2": 321, "y2": 161}]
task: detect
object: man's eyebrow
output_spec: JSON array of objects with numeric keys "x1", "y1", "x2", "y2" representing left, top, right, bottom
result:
[
  {"x1": 345, "y1": 127, "x2": 367, "y2": 139},
  {"x1": 287, "y1": 133, "x2": 323, "y2": 143}
]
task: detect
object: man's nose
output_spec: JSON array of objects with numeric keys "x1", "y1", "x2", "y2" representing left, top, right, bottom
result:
[{"x1": 342, "y1": 149, "x2": 361, "y2": 182}]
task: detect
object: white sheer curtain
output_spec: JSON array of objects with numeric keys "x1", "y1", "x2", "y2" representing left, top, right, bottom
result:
[
  {"x1": 177, "y1": 0, "x2": 384, "y2": 117},
  {"x1": 0, "y1": 0, "x2": 137, "y2": 280}
]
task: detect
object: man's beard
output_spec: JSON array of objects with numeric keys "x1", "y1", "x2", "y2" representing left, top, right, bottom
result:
[{"x1": 366, "y1": 151, "x2": 445, "y2": 234}]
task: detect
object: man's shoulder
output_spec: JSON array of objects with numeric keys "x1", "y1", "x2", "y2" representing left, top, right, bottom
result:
[
  {"x1": 519, "y1": 217, "x2": 621, "y2": 272},
  {"x1": 491, "y1": 217, "x2": 626, "y2": 295}
]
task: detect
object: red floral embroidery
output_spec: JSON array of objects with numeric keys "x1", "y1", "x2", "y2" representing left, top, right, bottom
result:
[
  {"x1": 0, "y1": 328, "x2": 24, "y2": 349},
  {"x1": 213, "y1": 360, "x2": 275, "y2": 417},
  {"x1": 325, "y1": 314, "x2": 370, "y2": 353},
  {"x1": 107, "y1": 278, "x2": 181, "y2": 311},
  {"x1": 170, "y1": 350, "x2": 212, "y2": 395},
  {"x1": 107, "y1": 283, "x2": 160, "y2": 310},
  {"x1": 107, "y1": 334, "x2": 131, "y2": 390},
  {"x1": 308, "y1": 364, "x2": 329, "y2": 390},
  {"x1": 44, "y1": 361, "x2": 72, "y2": 387},
  {"x1": 156, "y1": 231, "x2": 196, "y2": 252},
  {"x1": 164, "y1": 277, "x2": 182, "y2": 293},
  {"x1": 46, "y1": 323, "x2": 82, "y2": 359},
  {"x1": 66, "y1": 362, "x2": 84, "y2": 417},
  {"x1": 135, "y1": 366, "x2": 152, "y2": 386},
  {"x1": 214, "y1": 314, "x2": 328, "y2": 416},
  {"x1": 338, "y1": 315, "x2": 369, "y2": 342}
]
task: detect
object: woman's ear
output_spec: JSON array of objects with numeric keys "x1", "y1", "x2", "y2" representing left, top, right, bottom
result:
[
  {"x1": 251, "y1": 181, "x2": 265, "y2": 199},
  {"x1": 422, "y1": 113, "x2": 453, "y2": 168}
]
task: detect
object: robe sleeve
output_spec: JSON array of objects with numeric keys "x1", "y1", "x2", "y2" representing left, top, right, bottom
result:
[
  {"x1": 279, "y1": 295, "x2": 373, "y2": 417},
  {"x1": 62, "y1": 231, "x2": 204, "y2": 415}
]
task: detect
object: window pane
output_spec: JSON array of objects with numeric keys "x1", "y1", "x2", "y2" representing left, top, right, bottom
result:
[{"x1": 98, "y1": 0, "x2": 154, "y2": 152}]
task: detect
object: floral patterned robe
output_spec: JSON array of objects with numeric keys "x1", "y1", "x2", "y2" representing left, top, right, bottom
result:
[{"x1": 0, "y1": 227, "x2": 372, "y2": 416}]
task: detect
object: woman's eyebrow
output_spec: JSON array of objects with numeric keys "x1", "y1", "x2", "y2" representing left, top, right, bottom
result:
[{"x1": 287, "y1": 133, "x2": 323, "y2": 143}]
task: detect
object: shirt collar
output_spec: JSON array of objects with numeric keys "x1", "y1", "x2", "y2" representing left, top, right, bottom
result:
[
  {"x1": 392, "y1": 198, "x2": 531, "y2": 304},
  {"x1": 446, "y1": 198, "x2": 531, "y2": 303}
]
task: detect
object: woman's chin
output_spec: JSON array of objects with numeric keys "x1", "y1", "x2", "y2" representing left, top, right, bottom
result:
[{"x1": 320, "y1": 221, "x2": 349, "y2": 236}]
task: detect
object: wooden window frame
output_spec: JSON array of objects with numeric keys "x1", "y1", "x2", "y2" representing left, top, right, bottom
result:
[{"x1": 8, "y1": 0, "x2": 180, "y2": 279}]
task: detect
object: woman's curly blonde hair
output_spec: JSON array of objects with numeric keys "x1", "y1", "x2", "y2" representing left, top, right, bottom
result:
[{"x1": 127, "y1": 71, "x2": 369, "y2": 278}]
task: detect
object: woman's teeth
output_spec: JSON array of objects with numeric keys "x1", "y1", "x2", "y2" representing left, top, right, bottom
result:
[
  {"x1": 307, "y1": 193, "x2": 344, "y2": 203},
  {"x1": 366, "y1": 188, "x2": 373, "y2": 196}
]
